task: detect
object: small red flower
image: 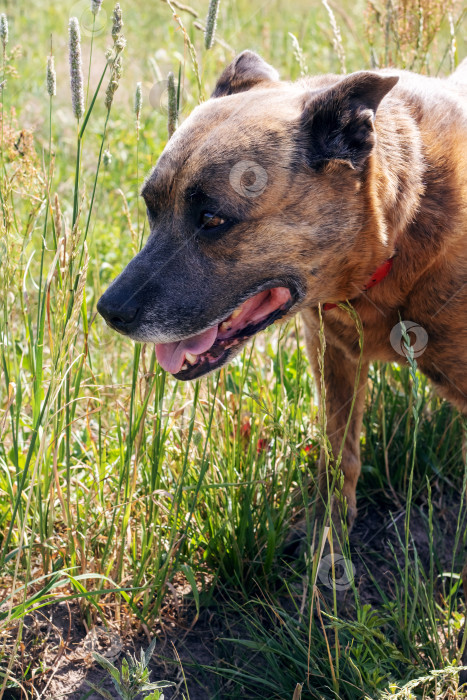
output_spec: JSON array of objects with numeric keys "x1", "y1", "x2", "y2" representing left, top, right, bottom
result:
[
  {"x1": 240, "y1": 420, "x2": 251, "y2": 441},
  {"x1": 256, "y1": 438, "x2": 268, "y2": 454},
  {"x1": 303, "y1": 440, "x2": 319, "y2": 456}
]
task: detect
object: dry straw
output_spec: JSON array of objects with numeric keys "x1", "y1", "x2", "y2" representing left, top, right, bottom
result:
[
  {"x1": 68, "y1": 18, "x2": 84, "y2": 120},
  {"x1": 322, "y1": 0, "x2": 346, "y2": 74},
  {"x1": 289, "y1": 32, "x2": 308, "y2": 76}
]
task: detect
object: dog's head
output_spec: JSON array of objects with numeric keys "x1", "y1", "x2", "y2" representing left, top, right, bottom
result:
[{"x1": 97, "y1": 52, "x2": 398, "y2": 379}]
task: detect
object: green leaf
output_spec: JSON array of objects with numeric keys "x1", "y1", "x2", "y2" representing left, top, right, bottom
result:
[
  {"x1": 92, "y1": 652, "x2": 121, "y2": 684},
  {"x1": 121, "y1": 657, "x2": 130, "y2": 684},
  {"x1": 181, "y1": 564, "x2": 199, "y2": 618},
  {"x1": 144, "y1": 636, "x2": 158, "y2": 668},
  {"x1": 141, "y1": 681, "x2": 174, "y2": 690}
]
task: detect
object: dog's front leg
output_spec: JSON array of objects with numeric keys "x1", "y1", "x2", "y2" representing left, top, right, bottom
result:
[{"x1": 304, "y1": 323, "x2": 368, "y2": 532}]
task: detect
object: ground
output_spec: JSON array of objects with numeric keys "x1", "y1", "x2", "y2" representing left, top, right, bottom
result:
[{"x1": 8, "y1": 493, "x2": 465, "y2": 699}]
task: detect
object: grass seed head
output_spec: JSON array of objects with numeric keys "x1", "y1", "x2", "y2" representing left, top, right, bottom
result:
[
  {"x1": 0, "y1": 13, "x2": 8, "y2": 51},
  {"x1": 114, "y1": 34, "x2": 126, "y2": 54},
  {"x1": 204, "y1": 0, "x2": 220, "y2": 49},
  {"x1": 68, "y1": 17, "x2": 84, "y2": 120},
  {"x1": 91, "y1": 0, "x2": 103, "y2": 15},
  {"x1": 322, "y1": 0, "x2": 346, "y2": 74},
  {"x1": 134, "y1": 81, "x2": 142, "y2": 119},
  {"x1": 46, "y1": 55, "x2": 56, "y2": 98},
  {"x1": 111, "y1": 3, "x2": 123, "y2": 41},
  {"x1": 105, "y1": 5, "x2": 125, "y2": 112},
  {"x1": 167, "y1": 71, "x2": 178, "y2": 138},
  {"x1": 105, "y1": 54, "x2": 123, "y2": 111}
]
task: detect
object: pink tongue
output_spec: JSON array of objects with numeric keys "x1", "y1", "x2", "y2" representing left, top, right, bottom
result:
[
  {"x1": 217, "y1": 287, "x2": 291, "y2": 339},
  {"x1": 155, "y1": 325, "x2": 218, "y2": 374}
]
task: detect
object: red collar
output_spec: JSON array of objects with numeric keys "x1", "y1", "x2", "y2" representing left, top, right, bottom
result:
[{"x1": 323, "y1": 256, "x2": 394, "y2": 312}]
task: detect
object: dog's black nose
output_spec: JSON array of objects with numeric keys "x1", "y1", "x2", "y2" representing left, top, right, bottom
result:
[{"x1": 97, "y1": 294, "x2": 140, "y2": 333}]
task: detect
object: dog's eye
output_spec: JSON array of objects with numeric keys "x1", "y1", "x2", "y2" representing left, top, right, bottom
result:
[
  {"x1": 197, "y1": 210, "x2": 235, "y2": 241},
  {"x1": 200, "y1": 212, "x2": 227, "y2": 229}
]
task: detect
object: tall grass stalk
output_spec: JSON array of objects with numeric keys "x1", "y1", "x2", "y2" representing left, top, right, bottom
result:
[
  {"x1": 135, "y1": 81, "x2": 142, "y2": 236},
  {"x1": 322, "y1": 0, "x2": 346, "y2": 73},
  {"x1": 165, "y1": 0, "x2": 203, "y2": 101},
  {"x1": 399, "y1": 320, "x2": 422, "y2": 635},
  {"x1": 0, "y1": 13, "x2": 8, "y2": 211}
]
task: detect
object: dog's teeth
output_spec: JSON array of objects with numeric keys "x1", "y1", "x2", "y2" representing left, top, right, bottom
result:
[
  {"x1": 231, "y1": 306, "x2": 243, "y2": 319},
  {"x1": 181, "y1": 363, "x2": 188, "y2": 371},
  {"x1": 220, "y1": 321, "x2": 232, "y2": 332},
  {"x1": 185, "y1": 352, "x2": 198, "y2": 364}
]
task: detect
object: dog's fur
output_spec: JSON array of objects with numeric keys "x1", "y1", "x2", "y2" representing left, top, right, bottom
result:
[{"x1": 98, "y1": 52, "x2": 467, "y2": 667}]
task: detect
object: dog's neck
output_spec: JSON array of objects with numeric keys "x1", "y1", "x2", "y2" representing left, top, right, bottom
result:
[
  {"x1": 373, "y1": 101, "x2": 425, "y2": 250},
  {"x1": 327, "y1": 103, "x2": 428, "y2": 305},
  {"x1": 372, "y1": 94, "x2": 466, "y2": 297}
]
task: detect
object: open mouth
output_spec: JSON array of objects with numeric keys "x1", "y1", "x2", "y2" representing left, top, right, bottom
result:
[{"x1": 154, "y1": 286, "x2": 296, "y2": 380}]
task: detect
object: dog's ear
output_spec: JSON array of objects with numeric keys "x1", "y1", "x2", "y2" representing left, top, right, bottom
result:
[
  {"x1": 212, "y1": 51, "x2": 279, "y2": 98},
  {"x1": 302, "y1": 71, "x2": 399, "y2": 170}
]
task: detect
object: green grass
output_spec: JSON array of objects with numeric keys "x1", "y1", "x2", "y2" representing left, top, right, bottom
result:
[{"x1": 0, "y1": 0, "x2": 467, "y2": 697}]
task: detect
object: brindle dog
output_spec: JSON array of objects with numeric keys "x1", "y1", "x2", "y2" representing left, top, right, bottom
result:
[{"x1": 97, "y1": 52, "x2": 467, "y2": 673}]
